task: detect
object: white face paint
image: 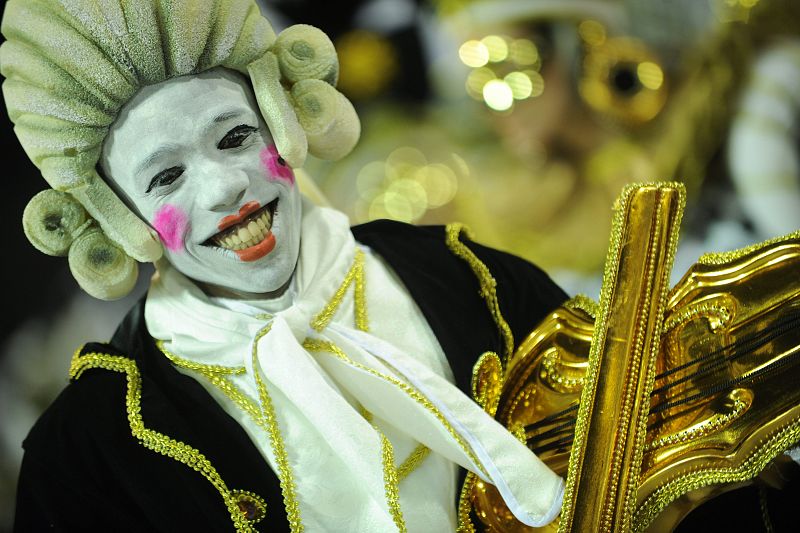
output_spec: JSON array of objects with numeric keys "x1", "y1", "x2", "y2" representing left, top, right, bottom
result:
[{"x1": 101, "y1": 68, "x2": 302, "y2": 296}]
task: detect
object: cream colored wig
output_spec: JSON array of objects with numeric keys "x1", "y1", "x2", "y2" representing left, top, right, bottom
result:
[{"x1": 0, "y1": 0, "x2": 360, "y2": 299}]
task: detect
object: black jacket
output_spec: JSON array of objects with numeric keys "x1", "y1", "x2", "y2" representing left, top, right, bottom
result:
[{"x1": 13, "y1": 221, "x2": 568, "y2": 532}]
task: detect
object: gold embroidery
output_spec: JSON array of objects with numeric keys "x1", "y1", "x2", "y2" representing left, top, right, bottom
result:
[
  {"x1": 445, "y1": 223, "x2": 515, "y2": 364},
  {"x1": 69, "y1": 348, "x2": 255, "y2": 532},
  {"x1": 311, "y1": 249, "x2": 368, "y2": 332},
  {"x1": 304, "y1": 339, "x2": 489, "y2": 478}
]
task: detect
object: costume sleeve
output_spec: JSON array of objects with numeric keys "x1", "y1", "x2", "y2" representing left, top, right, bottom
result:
[
  {"x1": 464, "y1": 239, "x2": 570, "y2": 348},
  {"x1": 14, "y1": 450, "x2": 132, "y2": 532},
  {"x1": 12, "y1": 370, "x2": 153, "y2": 533}
]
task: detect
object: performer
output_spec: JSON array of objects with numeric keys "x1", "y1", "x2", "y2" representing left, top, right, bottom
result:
[{"x1": 1, "y1": 1, "x2": 566, "y2": 531}]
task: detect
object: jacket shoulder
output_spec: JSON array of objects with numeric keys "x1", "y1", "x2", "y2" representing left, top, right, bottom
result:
[{"x1": 23, "y1": 343, "x2": 132, "y2": 460}]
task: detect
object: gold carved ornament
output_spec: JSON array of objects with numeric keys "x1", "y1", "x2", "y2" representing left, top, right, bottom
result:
[{"x1": 465, "y1": 183, "x2": 800, "y2": 532}]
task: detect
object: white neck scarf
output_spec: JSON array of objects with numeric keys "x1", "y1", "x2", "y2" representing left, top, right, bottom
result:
[{"x1": 145, "y1": 199, "x2": 563, "y2": 532}]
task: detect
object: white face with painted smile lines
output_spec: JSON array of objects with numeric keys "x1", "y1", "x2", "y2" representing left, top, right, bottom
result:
[{"x1": 100, "y1": 68, "x2": 302, "y2": 296}]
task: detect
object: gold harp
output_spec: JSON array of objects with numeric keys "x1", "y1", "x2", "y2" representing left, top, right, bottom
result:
[{"x1": 465, "y1": 183, "x2": 800, "y2": 532}]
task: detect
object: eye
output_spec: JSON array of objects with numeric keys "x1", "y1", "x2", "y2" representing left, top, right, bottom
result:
[
  {"x1": 146, "y1": 166, "x2": 184, "y2": 194},
  {"x1": 217, "y1": 124, "x2": 258, "y2": 150}
]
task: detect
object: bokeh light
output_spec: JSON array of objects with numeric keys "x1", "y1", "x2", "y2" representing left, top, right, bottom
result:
[
  {"x1": 465, "y1": 67, "x2": 496, "y2": 100},
  {"x1": 524, "y1": 70, "x2": 545, "y2": 97},
  {"x1": 637, "y1": 61, "x2": 664, "y2": 90},
  {"x1": 509, "y1": 39, "x2": 540, "y2": 67},
  {"x1": 355, "y1": 147, "x2": 463, "y2": 223},
  {"x1": 504, "y1": 71, "x2": 533, "y2": 99},
  {"x1": 481, "y1": 35, "x2": 509, "y2": 63},
  {"x1": 459, "y1": 40, "x2": 490, "y2": 67},
  {"x1": 483, "y1": 79, "x2": 514, "y2": 111},
  {"x1": 578, "y1": 20, "x2": 606, "y2": 47}
]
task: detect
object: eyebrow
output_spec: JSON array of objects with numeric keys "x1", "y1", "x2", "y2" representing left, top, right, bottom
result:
[
  {"x1": 134, "y1": 109, "x2": 250, "y2": 177},
  {"x1": 210, "y1": 110, "x2": 244, "y2": 126},
  {"x1": 135, "y1": 144, "x2": 180, "y2": 178}
]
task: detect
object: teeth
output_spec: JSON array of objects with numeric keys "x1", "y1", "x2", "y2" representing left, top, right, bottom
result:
[{"x1": 212, "y1": 206, "x2": 275, "y2": 251}]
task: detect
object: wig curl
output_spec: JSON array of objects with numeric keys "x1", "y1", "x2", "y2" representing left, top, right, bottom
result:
[{"x1": 1, "y1": 0, "x2": 360, "y2": 299}]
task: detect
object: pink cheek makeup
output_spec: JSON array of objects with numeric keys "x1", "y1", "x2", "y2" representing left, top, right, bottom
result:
[
  {"x1": 152, "y1": 204, "x2": 188, "y2": 253},
  {"x1": 260, "y1": 144, "x2": 295, "y2": 186}
]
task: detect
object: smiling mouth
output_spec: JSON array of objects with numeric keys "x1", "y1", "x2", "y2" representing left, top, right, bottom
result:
[{"x1": 206, "y1": 199, "x2": 278, "y2": 252}]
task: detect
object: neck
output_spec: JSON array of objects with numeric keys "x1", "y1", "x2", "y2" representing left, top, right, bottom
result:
[{"x1": 198, "y1": 273, "x2": 295, "y2": 301}]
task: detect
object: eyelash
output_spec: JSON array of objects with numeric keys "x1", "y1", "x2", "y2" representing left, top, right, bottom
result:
[
  {"x1": 217, "y1": 124, "x2": 259, "y2": 150},
  {"x1": 146, "y1": 166, "x2": 184, "y2": 194},
  {"x1": 146, "y1": 125, "x2": 259, "y2": 194}
]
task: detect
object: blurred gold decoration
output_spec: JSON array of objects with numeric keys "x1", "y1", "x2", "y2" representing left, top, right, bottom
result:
[
  {"x1": 650, "y1": 0, "x2": 799, "y2": 198},
  {"x1": 579, "y1": 34, "x2": 668, "y2": 126},
  {"x1": 717, "y1": 0, "x2": 763, "y2": 23},
  {"x1": 335, "y1": 30, "x2": 399, "y2": 100}
]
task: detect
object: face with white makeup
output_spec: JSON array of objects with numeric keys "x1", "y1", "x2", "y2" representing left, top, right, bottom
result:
[{"x1": 101, "y1": 67, "x2": 302, "y2": 297}]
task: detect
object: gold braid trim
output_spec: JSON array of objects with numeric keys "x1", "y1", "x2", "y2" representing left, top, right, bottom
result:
[
  {"x1": 564, "y1": 294, "x2": 599, "y2": 319},
  {"x1": 633, "y1": 415, "x2": 800, "y2": 531},
  {"x1": 456, "y1": 472, "x2": 478, "y2": 533},
  {"x1": 697, "y1": 228, "x2": 800, "y2": 266},
  {"x1": 251, "y1": 323, "x2": 304, "y2": 532},
  {"x1": 159, "y1": 341, "x2": 262, "y2": 421},
  {"x1": 304, "y1": 339, "x2": 489, "y2": 478},
  {"x1": 311, "y1": 249, "x2": 368, "y2": 332},
  {"x1": 445, "y1": 223, "x2": 515, "y2": 364},
  {"x1": 69, "y1": 348, "x2": 255, "y2": 532},
  {"x1": 378, "y1": 431, "x2": 408, "y2": 532},
  {"x1": 397, "y1": 444, "x2": 431, "y2": 481},
  {"x1": 446, "y1": 223, "x2": 514, "y2": 530},
  {"x1": 162, "y1": 335, "x2": 304, "y2": 531}
]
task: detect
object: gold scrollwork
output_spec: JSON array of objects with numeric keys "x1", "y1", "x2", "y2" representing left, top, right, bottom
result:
[
  {"x1": 645, "y1": 389, "x2": 752, "y2": 452},
  {"x1": 662, "y1": 298, "x2": 734, "y2": 335},
  {"x1": 472, "y1": 351, "x2": 504, "y2": 416},
  {"x1": 540, "y1": 347, "x2": 587, "y2": 393}
]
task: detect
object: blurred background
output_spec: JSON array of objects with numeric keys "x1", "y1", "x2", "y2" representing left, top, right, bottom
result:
[{"x1": 2, "y1": 0, "x2": 800, "y2": 529}]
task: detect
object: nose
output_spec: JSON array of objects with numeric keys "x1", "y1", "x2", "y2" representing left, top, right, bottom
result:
[{"x1": 196, "y1": 164, "x2": 249, "y2": 211}]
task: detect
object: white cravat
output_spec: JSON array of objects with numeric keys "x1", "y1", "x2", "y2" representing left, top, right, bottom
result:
[{"x1": 145, "y1": 199, "x2": 563, "y2": 532}]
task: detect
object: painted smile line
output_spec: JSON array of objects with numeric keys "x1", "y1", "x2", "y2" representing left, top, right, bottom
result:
[{"x1": 204, "y1": 199, "x2": 278, "y2": 262}]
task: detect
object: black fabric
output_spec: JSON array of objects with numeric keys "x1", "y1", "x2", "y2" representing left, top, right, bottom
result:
[
  {"x1": 13, "y1": 221, "x2": 567, "y2": 532},
  {"x1": 675, "y1": 462, "x2": 800, "y2": 532}
]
